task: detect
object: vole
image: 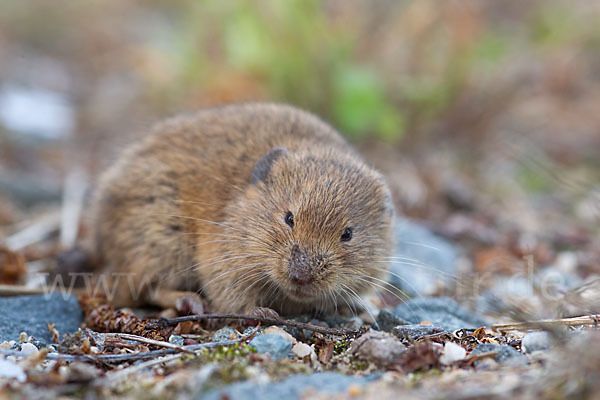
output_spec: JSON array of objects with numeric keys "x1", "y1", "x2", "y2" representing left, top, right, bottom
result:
[{"x1": 93, "y1": 103, "x2": 394, "y2": 316}]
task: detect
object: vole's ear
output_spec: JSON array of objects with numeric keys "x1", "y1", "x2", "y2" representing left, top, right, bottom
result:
[{"x1": 251, "y1": 147, "x2": 288, "y2": 184}]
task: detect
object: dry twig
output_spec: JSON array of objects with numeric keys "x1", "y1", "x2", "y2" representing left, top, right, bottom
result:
[{"x1": 491, "y1": 314, "x2": 600, "y2": 333}]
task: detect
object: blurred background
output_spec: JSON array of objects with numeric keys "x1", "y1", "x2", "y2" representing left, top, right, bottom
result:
[{"x1": 0, "y1": 1, "x2": 599, "y2": 311}]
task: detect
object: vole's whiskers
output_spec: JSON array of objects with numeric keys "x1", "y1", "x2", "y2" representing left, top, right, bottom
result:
[
  {"x1": 370, "y1": 266, "x2": 427, "y2": 296},
  {"x1": 377, "y1": 259, "x2": 461, "y2": 281},
  {"x1": 199, "y1": 263, "x2": 265, "y2": 291}
]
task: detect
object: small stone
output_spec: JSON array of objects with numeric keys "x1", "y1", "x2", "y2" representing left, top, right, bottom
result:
[
  {"x1": 212, "y1": 327, "x2": 240, "y2": 342},
  {"x1": 392, "y1": 324, "x2": 446, "y2": 340},
  {"x1": 349, "y1": 330, "x2": 406, "y2": 368},
  {"x1": 521, "y1": 331, "x2": 554, "y2": 353},
  {"x1": 168, "y1": 335, "x2": 185, "y2": 346},
  {"x1": 375, "y1": 309, "x2": 409, "y2": 332},
  {"x1": 263, "y1": 326, "x2": 296, "y2": 344},
  {"x1": 18, "y1": 332, "x2": 28, "y2": 343},
  {"x1": 249, "y1": 334, "x2": 292, "y2": 360},
  {"x1": 440, "y1": 342, "x2": 467, "y2": 365},
  {"x1": 470, "y1": 343, "x2": 528, "y2": 366},
  {"x1": 291, "y1": 342, "x2": 314, "y2": 358},
  {"x1": 20, "y1": 342, "x2": 39, "y2": 355},
  {"x1": 0, "y1": 358, "x2": 26, "y2": 382}
]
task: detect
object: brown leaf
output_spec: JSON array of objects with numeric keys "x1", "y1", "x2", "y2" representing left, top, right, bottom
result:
[
  {"x1": 393, "y1": 341, "x2": 442, "y2": 373},
  {"x1": 317, "y1": 341, "x2": 334, "y2": 364}
]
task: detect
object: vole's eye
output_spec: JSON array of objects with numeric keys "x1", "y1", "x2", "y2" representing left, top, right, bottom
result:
[
  {"x1": 341, "y1": 227, "x2": 352, "y2": 242},
  {"x1": 285, "y1": 211, "x2": 294, "y2": 228}
]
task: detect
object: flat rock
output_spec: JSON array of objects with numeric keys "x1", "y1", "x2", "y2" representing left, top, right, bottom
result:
[
  {"x1": 392, "y1": 297, "x2": 488, "y2": 332},
  {"x1": 392, "y1": 324, "x2": 446, "y2": 340},
  {"x1": 249, "y1": 334, "x2": 292, "y2": 360},
  {"x1": 470, "y1": 343, "x2": 528, "y2": 366},
  {"x1": 388, "y1": 218, "x2": 458, "y2": 297},
  {"x1": 201, "y1": 372, "x2": 378, "y2": 400},
  {"x1": 0, "y1": 294, "x2": 82, "y2": 343},
  {"x1": 375, "y1": 309, "x2": 409, "y2": 332}
]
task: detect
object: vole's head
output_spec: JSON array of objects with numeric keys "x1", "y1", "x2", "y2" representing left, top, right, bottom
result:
[{"x1": 227, "y1": 146, "x2": 394, "y2": 307}]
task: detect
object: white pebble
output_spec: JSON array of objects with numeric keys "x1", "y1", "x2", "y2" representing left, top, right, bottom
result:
[
  {"x1": 20, "y1": 343, "x2": 39, "y2": 355},
  {"x1": 291, "y1": 342, "x2": 314, "y2": 358},
  {"x1": 440, "y1": 342, "x2": 466, "y2": 365},
  {"x1": 0, "y1": 358, "x2": 26, "y2": 382}
]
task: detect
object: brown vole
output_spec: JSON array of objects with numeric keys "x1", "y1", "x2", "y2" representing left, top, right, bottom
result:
[{"x1": 93, "y1": 103, "x2": 394, "y2": 315}]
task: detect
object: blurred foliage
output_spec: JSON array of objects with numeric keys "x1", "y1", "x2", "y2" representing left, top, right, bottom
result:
[{"x1": 2, "y1": 0, "x2": 600, "y2": 147}]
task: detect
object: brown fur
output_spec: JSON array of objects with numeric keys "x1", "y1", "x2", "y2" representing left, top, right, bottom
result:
[{"x1": 93, "y1": 103, "x2": 394, "y2": 315}]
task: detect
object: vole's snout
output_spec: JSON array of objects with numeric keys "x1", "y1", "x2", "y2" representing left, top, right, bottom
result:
[{"x1": 288, "y1": 244, "x2": 322, "y2": 286}]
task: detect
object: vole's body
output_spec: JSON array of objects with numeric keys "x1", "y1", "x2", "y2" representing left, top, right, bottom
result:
[{"x1": 94, "y1": 103, "x2": 394, "y2": 315}]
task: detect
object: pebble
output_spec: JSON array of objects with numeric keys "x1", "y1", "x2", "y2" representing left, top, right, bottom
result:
[
  {"x1": 440, "y1": 342, "x2": 467, "y2": 365},
  {"x1": 263, "y1": 326, "x2": 297, "y2": 344},
  {"x1": 20, "y1": 342, "x2": 39, "y2": 355},
  {"x1": 249, "y1": 334, "x2": 292, "y2": 360},
  {"x1": 521, "y1": 331, "x2": 554, "y2": 353},
  {"x1": 0, "y1": 358, "x2": 26, "y2": 382},
  {"x1": 0, "y1": 294, "x2": 82, "y2": 343},
  {"x1": 291, "y1": 342, "x2": 314, "y2": 358},
  {"x1": 168, "y1": 335, "x2": 185, "y2": 346},
  {"x1": 392, "y1": 297, "x2": 488, "y2": 331},
  {"x1": 392, "y1": 324, "x2": 446, "y2": 341},
  {"x1": 470, "y1": 343, "x2": 528, "y2": 366},
  {"x1": 211, "y1": 327, "x2": 240, "y2": 342},
  {"x1": 349, "y1": 330, "x2": 406, "y2": 368},
  {"x1": 375, "y1": 309, "x2": 410, "y2": 332}
]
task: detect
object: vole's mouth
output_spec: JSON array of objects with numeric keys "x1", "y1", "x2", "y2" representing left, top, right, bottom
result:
[{"x1": 284, "y1": 281, "x2": 319, "y2": 302}]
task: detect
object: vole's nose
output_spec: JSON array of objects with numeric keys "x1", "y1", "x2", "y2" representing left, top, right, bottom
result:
[{"x1": 289, "y1": 244, "x2": 315, "y2": 285}]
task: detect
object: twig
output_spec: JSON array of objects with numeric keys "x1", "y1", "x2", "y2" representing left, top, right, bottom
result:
[
  {"x1": 491, "y1": 314, "x2": 600, "y2": 333},
  {"x1": 0, "y1": 333, "x2": 251, "y2": 363},
  {"x1": 104, "y1": 332, "x2": 196, "y2": 355},
  {"x1": 145, "y1": 313, "x2": 358, "y2": 336},
  {"x1": 102, "y1": 353, "x2": 186, "y2": 383}
]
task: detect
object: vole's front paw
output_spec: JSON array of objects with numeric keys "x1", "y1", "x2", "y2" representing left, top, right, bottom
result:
[
  {"x1": 250, "y1": 307, "x2": 280, "y2": 320},
  {"x1": 175, "y1": 293, "x2": 205, "y2": 315}
]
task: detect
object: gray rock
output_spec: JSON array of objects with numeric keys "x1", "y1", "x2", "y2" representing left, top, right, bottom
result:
[
  {"x1": 392, "y1": 324, "x2": 446, "y2": 341},
  {"x1": 168, "y1": 335, "x2": 184, "y2": 346},
  {"x1": 375, "y1": 309, "x2": 409, "y2": 332},
  {"x1": 0, "y1": 294, "x2": 82, "y2": 343},
  {"x1": 201, "y1": 372, "x2": 378, "y2": 400},
  {"x1": 249, "y1": 334, "x2": 292, "y2": 360},
  {"x1": 521, "y1": 331, "x2": 554, "y2": 353},
  {"x1": 470, "y1": 343, "x2": 528, "y2": 366},
  {"x1": 211, "y1": 327, "x2": 240, "y2": 342},
  {"x1": 388, "y1": 218, "x2": 458, "y2": 297},
  {"x1": 392, "y1": 297, "x2": 488, "y2": 332},
  {"x1": 349, "y1": 330, "x2": 406, "y2": 368}
]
